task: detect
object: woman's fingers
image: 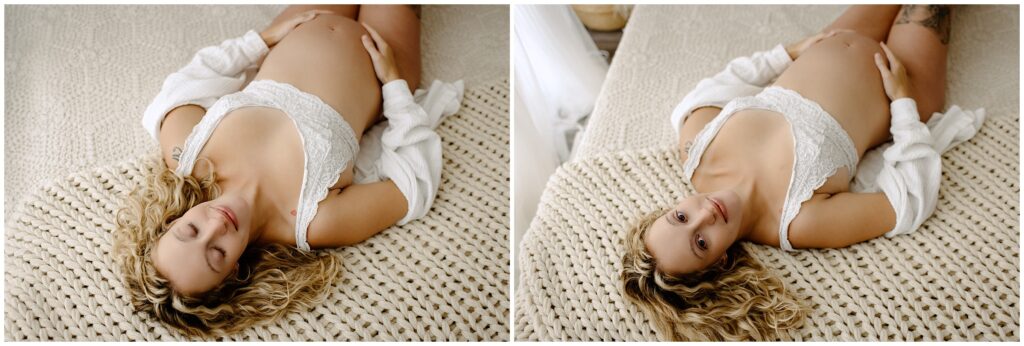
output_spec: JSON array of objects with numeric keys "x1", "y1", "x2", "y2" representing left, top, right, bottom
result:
[
  {"x1": 874, "y1": 53, "x2": 890, "y2": 75},
  {"x1": 358, "y1": 22, "x2": 399, "y2": 83},
  {"x1": 308, "y1": 10, "x2": 333, "y2": 19},
  {"x1": 874, "y1": 52, "x2": 900, "y2": 100},
  {"x1": 361, "y1": 35, "x2": 380, "y2": 59},
  {"x1": 302, "y1": 9, "x2": 333, "y2": 19},
  {"x1": 362, "y1": 23, "x2": 382, "y2": 42},
  {"x1": 292, "y1": 9, "x2": 331, "y2": 26},
  {"x1": 880, "y1": 42, "x2": 899, "y2": 69},
  {"x1": 823, "y1": 28, "x2": 853, "y2": 39},
  {"x1": 361, "y1": 23, "x2": 388, "y2": 50}
]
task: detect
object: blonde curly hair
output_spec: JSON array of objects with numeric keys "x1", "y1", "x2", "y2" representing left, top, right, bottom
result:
[
  {"x1": 620, "y1": 208, "x2": 808, "y2": 341},
  {"x1": 113, "y1": 157, "x2": 340, "y2": 337}
]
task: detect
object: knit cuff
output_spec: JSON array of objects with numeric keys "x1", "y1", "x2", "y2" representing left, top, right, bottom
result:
[
  {"x1": 382, "y1": 79, "x2": 415, "y2": 113},
  {"x1": 239, "y1": 30, "x2": 270, "y2": 64},
  {"x1": 890, "y1": 98, "x2": 921, "y2": 128},
  {"x1": 767, "y1": 43, "x2": 794, "y2": 72}
]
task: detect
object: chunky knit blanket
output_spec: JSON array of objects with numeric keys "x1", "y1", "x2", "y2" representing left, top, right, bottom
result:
[
  {"x1": 5, "y1": 80, "x2": 509, "y2": 341},
  {"x1": 516, "y1": 5, "x2": 1019, "y2": 341},
  {"x1": 6, "y1": 5, "x2": 509, "y2": 341}
]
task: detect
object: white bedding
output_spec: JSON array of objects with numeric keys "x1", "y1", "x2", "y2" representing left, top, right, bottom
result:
[{"x1": 516, "y1": 5, "x2": 1019, "y2": 341}]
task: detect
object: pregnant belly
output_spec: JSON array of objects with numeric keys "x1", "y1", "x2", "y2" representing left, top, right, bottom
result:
[
  {"x1": 253, "y1": 14, "x2": 382, "y2": 135},
  {"x1": 772, "y1": 31, "x2": 892, "y2": 158}
]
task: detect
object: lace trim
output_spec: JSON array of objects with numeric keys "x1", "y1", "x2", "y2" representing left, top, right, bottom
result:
[
  {"x1": 175, "y1": 79, "x2": 359, "y2": 252},
  {"x1": 764, "y1": 87, "x2": 858, "y2": 251},
  {"x1": 174, "y1": 93, "x2": 256, "y2": 177},
  {"x1": 681, "y1": 96, "x2": 762, "y2": 180},
  {"x1": 681, "y1": 86, "x2": 859, "y2": 251}
]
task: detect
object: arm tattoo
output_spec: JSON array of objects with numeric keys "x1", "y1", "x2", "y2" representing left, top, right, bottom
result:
[
  {"x1": 895, "y1": 5, "x2": 951, "y2": 45},
  {"x1": 171, "y1": 146, "x2": 182, "y2": 161}
]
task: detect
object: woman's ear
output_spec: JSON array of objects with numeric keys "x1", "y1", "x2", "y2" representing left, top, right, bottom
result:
[{"x1": 717, "y1": 253, "x2": 728, "y2": 267}]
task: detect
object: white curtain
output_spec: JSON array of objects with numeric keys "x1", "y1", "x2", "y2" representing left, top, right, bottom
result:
[
  {"x1": 513, "y1": 5, "x2": 609, "y2": 282},
  {"x1": 513, "y1": 4, "x2": 608, "y2": 162},
  {"x1": 512, "y1": 5, "x2": 606, "y2": 282}
]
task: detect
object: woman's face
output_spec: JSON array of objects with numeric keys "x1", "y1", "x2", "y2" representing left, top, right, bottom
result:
[
  {"x1": 644, "y1": 190, "x2": 744, "y2": 275},
  {"x1": 152, "y1": 194, "x2": 253, "y2": 295}
]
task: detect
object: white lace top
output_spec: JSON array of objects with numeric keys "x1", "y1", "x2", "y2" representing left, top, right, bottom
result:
[
  {"x1": 142, "y1": 30, "x2": 465, "y2": 252},
  {"x1": 670, "y1": 43, "x2": 985, "y2": 247},
  {"x1": 174, "y1": 79, "x2": 358, "y2": 252},
  {"x1": 680, "y1": 86, "x2": 859, "y2": 251}
]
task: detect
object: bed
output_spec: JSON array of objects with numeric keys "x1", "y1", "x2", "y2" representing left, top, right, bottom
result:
[
  {"x1": 515, "y1": 5, "x2": 1018, "y2": 341},
  {"x1": 5, "y1": 5, "x2": 509, "y2": 341}
]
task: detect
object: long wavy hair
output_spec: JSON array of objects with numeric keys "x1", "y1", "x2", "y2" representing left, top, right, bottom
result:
[
  {"x1": 113, "y1": 156, "x2": 340, "y2": 337},
  {"x1": 620, "y1": 208, "x2": 808, "y2": 341}
]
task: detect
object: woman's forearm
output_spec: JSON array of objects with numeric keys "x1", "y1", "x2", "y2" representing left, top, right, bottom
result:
[
  {"x1": 877, "y1": 98, "x2": 942, "y2": 237},
  {"x1": 670, "y1": 44, "x2": 793, "y2": 136},
  {"x1": 371, "y1": 79, "x2": 463, "y2": 225},
  {"x1": 140, "y1": 30, "x2": 270, "y2": 140}
]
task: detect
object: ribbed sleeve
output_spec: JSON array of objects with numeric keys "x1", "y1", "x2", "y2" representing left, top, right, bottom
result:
[
  {"x1": 670, "y1": 43, "x2": 793, "y2": 135},
  {"x1": 140, "y1": 30, "x2": 269, "y2": 141}
]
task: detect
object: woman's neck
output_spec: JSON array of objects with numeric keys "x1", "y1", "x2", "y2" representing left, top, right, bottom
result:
[
  {"x1": 720, "y1": 177, "x2": 760, "y2": 241},
  {"x1": 219, "y1": 175, "x2": 270, "y2": 244}
]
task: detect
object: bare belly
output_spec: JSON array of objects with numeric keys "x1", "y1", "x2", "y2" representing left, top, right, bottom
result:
[
  {"x1": 690, "y1": 32, "x2": 896, "y2": 237},
  {"x1": 186, "y1": 16, "x2": 380, "y2": 244},
  {"x1": 253, "y1": 14, "x2": 382, "y2": 135},
  {"x1": 773, "y1": 31, "x2": 892, "y2": 156}
]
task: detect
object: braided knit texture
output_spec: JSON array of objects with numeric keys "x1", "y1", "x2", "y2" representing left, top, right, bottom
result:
[
  {"x1": 4, "y1": 4, "x2": 510, "y2": 221},
  {"x1": 6, "y1": 79, "x2": 509, "y2": 341},
  {"x1": 6, "y1": 4, "x2": 509, "y2": 341},
  {"x1": 516, "y1": 5, "x2": 1018, "y2": 341}
]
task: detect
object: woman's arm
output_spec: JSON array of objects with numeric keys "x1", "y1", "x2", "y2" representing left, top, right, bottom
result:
[
  {"x1": 872, "y1": 42, "x2": 943, "y2": 237},
  {"x1": 790, "y1": 42, "x2": 942, "y2": 249},
  {"x1": 787, "y1": 192, "x2": 897, "y2": 249},
  {"x1": 142, "y1": 10, "x2": 332, "y2": 142},
  {"x1": 147, "y1": 10, "x2": 332, "y2": 170},
  {"x1": 361, "y1": 24, "x2": 452, "y2": 225},
  {"x1": 669, "y1": 45, "x2": 791, "y2": 134},
  {"x1": 305, "y1": 181, "x2": 408, "y2": 247},
  {"x1": 670, "y1": 29, "x2": 851, "y2": 135},
  {"x1": 141, "y1": 30, "x2": 270, "y2": 141}
]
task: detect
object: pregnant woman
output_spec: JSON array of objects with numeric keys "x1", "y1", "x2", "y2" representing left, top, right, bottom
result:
[
  {"x1": 113, "y1": 5, "x2": 462, "y2": 336},
  {"x1": 621, "y1": 5, "x2": 984, "y2": 340}
]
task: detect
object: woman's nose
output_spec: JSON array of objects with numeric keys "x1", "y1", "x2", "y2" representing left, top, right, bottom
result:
[
  {"x1": 201, "y1": 213, "x2": 229, "y2": 239},
  {"x1": 694, "y1": 204, "x2": 717, "y2": 226}
]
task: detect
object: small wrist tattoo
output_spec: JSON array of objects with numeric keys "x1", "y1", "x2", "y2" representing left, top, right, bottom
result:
[{"x1": 171, "y1": 147, "x2": 182, "y2": 161}]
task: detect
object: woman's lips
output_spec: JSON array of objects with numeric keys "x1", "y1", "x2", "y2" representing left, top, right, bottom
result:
[
  {"x1": 215, "y1": 206, "x2": 239, "y2": 230},
  {"x1": 709, "y1": 197, "x2": 729, "y2": 223}
]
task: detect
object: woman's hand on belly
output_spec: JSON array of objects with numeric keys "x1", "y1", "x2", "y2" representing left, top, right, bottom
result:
[
  {"x1": 785, "y1": 29, "x2": 855, "y2": 60},
  {"x1": 874, "y1": 42, "x2": 912, "y2": 101},
  {"x1": 260, "y1": 9, "x2": 335, "y2": 48},
  {"x1": 360, "y1": 23, "x2": 401, "y2": 84}
]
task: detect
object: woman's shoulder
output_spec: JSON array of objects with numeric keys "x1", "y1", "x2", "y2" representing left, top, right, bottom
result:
[
  {"x1": 158, "y1": 104, "x2": 207, "y2": 171},
  {"x1": 676, "y1": 106, "x2": 722, "y2": 162}
]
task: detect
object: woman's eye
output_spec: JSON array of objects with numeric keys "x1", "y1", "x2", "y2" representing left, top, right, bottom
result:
[
  {"x1": 697, "y1": 234, "x2": 707, "y2": 250},
  {"x1": 189, "y1": 223, "x2": 199, "y2": 236},
  {"x1": 674, "y1": 210, "x2": 687, "y2": 223}
]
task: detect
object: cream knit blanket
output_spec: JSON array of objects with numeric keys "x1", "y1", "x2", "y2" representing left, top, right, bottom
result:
[
  {"x1": 6, "y1": 79, "x2": 509, "y2": 341},
  {"x1": 6, "y1": 5, "x2": 509, "y2": 341},
  {"x1": 516, "y1": 5, "x2": 1019, "y2": 341}
]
